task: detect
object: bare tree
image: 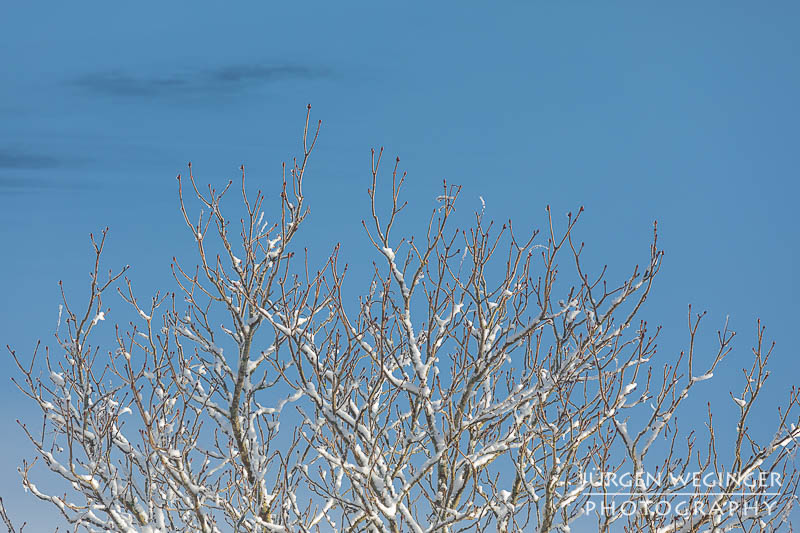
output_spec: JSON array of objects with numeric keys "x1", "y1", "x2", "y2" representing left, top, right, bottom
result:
[{"x1": 7, "y1": 108, "x2": 800, "y2": 532}]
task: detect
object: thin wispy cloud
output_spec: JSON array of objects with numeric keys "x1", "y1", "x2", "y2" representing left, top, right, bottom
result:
[
  {"x1": 0, "y1": 149, "x2": 89, "y2": 194},
  {"x1": 0, "y1": 147, "x2": 86, "y2": 171},
  {"x1": 73, "y1": 63, "x2": 332, "y2": 99},
  {"x1": 0, "y1": 175, "x2": 92, "y2": 194},
  {"x1": 0, "y1": 148, "x2": 63, "y2": 170},
  {"x1": 72, "y1": 73, "x2": 187, "y2": 98},
  {"x1": 211, "y1": 65, "x2": 330, "y2": 83}
]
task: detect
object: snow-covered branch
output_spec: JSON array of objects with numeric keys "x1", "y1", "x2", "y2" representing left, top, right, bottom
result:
[{"x1": 9, "y1": 111, "x2": 798, "y2": 532}]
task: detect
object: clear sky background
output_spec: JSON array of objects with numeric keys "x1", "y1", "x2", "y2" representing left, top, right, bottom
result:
[{"x1": 1, "y1": 2, "x2": 798, "y2": 529}]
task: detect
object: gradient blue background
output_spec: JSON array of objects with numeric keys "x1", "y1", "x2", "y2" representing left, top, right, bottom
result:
[{"x1": 1, "y1": 2, "x2": 797, "y2": 529}]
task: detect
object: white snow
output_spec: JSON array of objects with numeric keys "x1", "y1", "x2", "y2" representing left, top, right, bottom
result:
[{"x1": 50, "y1": 371, "x2": 65, "y2": 387}]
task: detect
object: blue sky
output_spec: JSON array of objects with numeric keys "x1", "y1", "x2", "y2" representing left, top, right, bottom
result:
[{"x1": 1, "y1": 2, "x2": 798, "y2": 528}]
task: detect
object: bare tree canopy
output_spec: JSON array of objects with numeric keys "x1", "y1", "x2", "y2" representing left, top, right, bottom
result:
[{"x1": 7, "y1": 109, "x2": 799, "y2": 533}]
